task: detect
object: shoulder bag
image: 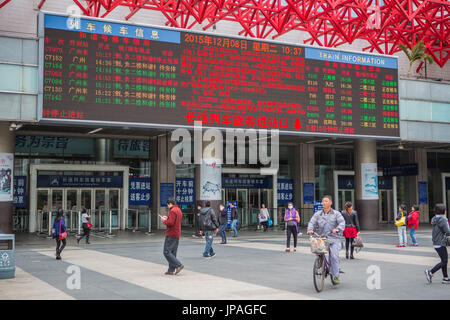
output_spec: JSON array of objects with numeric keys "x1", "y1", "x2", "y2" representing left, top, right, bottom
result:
[{"x1": 58, "y1": 218, "x2": 67, "y2": 240}]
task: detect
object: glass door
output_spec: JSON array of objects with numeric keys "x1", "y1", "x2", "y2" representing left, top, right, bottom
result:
[
  {"x1": 237, "y1": 189, "x2": 248, "y2": 226},
  {"x1": 95, "y1": 189, "x2": 106, "y2": 230},
  {"x1": 65, "y1": 189, "x2": 79, "y2": 231},
  {"x1": 51, "y1": 189, "x2": 63, "y2": 222},
  {"x1": 37, "y1": 189, "x2": 50, "y2": 233},
  {"x1": 109, "y1": 189, "x2": 120, "y2": 228},
  {"x1": 338, "y1": 189, "x2": 354, "y2": 211},
  {"x1": 249, "y1": 189, "x2": 259, "y2": 225}
]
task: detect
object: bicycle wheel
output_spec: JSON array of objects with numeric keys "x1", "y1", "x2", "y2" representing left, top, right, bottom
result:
[{"x1": 313, "y1": 255, "x2": 325, "y2": 292}]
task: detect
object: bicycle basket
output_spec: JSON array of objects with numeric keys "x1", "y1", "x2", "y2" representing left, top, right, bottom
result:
[{"x1": 309, "y1": 237, "x2": 330, "y2": 254}]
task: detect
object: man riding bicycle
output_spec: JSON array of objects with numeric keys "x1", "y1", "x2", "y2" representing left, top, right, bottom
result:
[{"x1": 307, "y1": 195, "x2": 345, "y2": 285}]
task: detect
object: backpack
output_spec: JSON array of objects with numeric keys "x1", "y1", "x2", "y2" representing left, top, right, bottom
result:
[{"x1": 200, "y1": 209, "x2": 215, "y2": 230}]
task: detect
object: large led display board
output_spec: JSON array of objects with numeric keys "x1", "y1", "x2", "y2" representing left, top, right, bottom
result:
[{"x1": 39, "y1": 12, "x2": 399, "y2": 138}]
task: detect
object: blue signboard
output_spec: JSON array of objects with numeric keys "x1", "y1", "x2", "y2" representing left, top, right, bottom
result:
[
  {"x1": 160, "y1": 183, "x2": 174, "y2": 207},
  {"x1": 13, "y1": 176, "x2": 27, "y2": 207},
  {"x1": 129, "y1": 177, "x2": 151, "y2": 206},
  {"x1": 338, "y1": 176, "x2": 355, "y2": 189},
  {"x1": 314, "y1": 201, "x2": 324, "y2": 214},
  {"x1": 303, "y1": 183, "x2": 314, "y2": 205},
  {"x1": 227, "y1": 201, "x2": 238, "y2": 227},
  {"x1": 305, "y1": 47, "x2": 398, "y2": 69},
  {"x1": 44, "y1": 14, "x2": 181, "y2": 44},
  {"x1": 418, "y1": 181, "x2": 428, "y2": 205},
  {"x1": 222, "y1": 177, "x2": 272, "y2": 189},
  {"x1": 378, "y1": 176, "x2": 393, "y2": 190},
  {"x1": 176, "y1": 178, "x2": 195, "y2": 205},
  {"x1": 277, "y1": 179, "x2": 294, "y2": 204},
  {"x1": 383, "y1": 163, "x2": 418, "y2": 177},
  {"x1": 37, "y1": 175, "x2": 123, "y2": 188}
]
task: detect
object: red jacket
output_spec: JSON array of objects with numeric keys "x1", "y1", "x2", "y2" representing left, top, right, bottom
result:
[
  {"x1": 163, "y1": 205, "x2": 182, "y2": 238},
  {"x1": 407, "y1": 211, "x2": 419, "y2": 230}
]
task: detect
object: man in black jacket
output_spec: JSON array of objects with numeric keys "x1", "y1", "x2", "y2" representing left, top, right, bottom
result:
[
  {"x1": 218, "y1": 203, "x2": 228, "y2": 244},
  {"x1": 198, "y1": 201, "x2": 219, "y2": 258}
]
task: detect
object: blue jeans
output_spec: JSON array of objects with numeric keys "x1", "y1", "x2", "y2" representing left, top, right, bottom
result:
[
  {"x1": 219, "y1": 224, "x2": 227, "y2": 243},
  {"x1": 232, "y1": 219, "x2": 238, "y2": 236},
  {"x1": 203, "y1": 231, "x2": 215, "y2": 257},
  {"x1": 410, "y1": 228, "x2": 417, "y2": 244}
]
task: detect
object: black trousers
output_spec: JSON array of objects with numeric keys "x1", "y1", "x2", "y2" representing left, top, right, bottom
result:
[
  {"x1": 261, "y1": 221, "x2": 269, "y2": 231},
  {"x1": 163, "y1": 236, "x2": 182, "y2": 273},
  {"x1": 56, "y1": 238, "x2": 66, "y2": 255},
  {"x1": 286, "y1": 225, "x2": 297, "y2": 248},
  {"x1": 345, "y1": 237, "x2": 355, "y2": 255},
  {"x1": 431, "y1": 246, "x2": 448, "y2": 278},
  {"x1": 78, "y1": 224, "x2": 90, "y2": 243}
]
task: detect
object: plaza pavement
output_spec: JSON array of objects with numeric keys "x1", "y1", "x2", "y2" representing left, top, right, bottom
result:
[{"x1": 1, "y1": 225, "x2": 448, "y2": 300}]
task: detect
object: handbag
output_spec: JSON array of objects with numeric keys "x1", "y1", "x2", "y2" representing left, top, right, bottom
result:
[
  {"x1": 395, "y1": 213, "x2": 406, "y2": 227},
  {"x1": 87, "y1": 222, "x2": 93, "y2": 228},
  {"x1": 58, "y1": 219, "x2": 67, "y2": 240},
  {"x1": 353, "y1": 236, "x2": 364, "y2": 248},
  {"x1": 268, "y1": 218, "x2": 273, "y2": 227}
]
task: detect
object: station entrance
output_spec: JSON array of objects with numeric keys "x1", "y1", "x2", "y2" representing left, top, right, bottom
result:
[{"x1": 29, "y1": 164, "x2": 129, "y2": 234}]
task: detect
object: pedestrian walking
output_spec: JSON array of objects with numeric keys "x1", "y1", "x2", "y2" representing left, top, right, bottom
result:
[
  {"x1": 425, "y1": 203, "x2": 450, "y2": 284},
  {"x1": 218, "y1": 203, "x2": 228, "y2": 244},
  {"x1": 230, "y1": 202, "x2": 239, "y2": 237},
  {"x1": 192, "y1": 202, "x2": 203, "y2": 238},
  {"x1": 52, "y1": 209, "x2": 67, "y2": 260},
  {"x1": 407, "y1": 205, "x2": 420, "y2": 246},
  {"x1": 259, "y1": 203, "x2": 270, "y2": 232},
  {"x1": 395, "y1": 204, "x2": 408, "y2": 247},
  {"x1": 76, "y1": 208, "x2": 91, "y2": 244},
  {"x1": 198, "y1": 201, "x2": 219, "y2": 258},
  {"x1": 284, "y1": 202, "x2": 300, "y2": 252},
  {"x1": 160, "y1": 198, "x2": 184, "y2": 275},
  {"x1": 341, "y1": 201, "x2": 360, "y2": 259},
  {"x1": 307, "y1": 195, "x2": 345, "y2": 285}
]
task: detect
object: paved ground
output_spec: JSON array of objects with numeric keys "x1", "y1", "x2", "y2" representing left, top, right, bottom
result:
[{"x1": 1, "y1": 226, "x2": 448, "y2": 300}]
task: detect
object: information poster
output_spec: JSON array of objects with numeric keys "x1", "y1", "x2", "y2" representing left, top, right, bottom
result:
[
  {"x1": 303, "y1": 182, "x2": 314, "y2": 204},
  {"x1": 418, "y1": 181, "x2": 428, "y2": 205},
  {"x1": 0, "y1": 153, "x2": 13, "y2": 202},
  {"x1": 361, "y1": 162, "x2": 378, "y2": 200},
  {"x1": 200, "y1": 158, "x2": 222, "y2": 200},
  {"x1": 160, "y1": 183, "x2": 174, "y2": 207}
]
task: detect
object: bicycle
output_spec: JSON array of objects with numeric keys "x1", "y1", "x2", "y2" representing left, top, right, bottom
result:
[{"x1": 309, "y1": 232, "x2": 338, "y2": 292}]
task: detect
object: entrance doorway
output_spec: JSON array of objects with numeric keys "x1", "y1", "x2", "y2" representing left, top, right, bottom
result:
[
  {"x1": 379, "y1": 189, "x2": 393, "y2": 223},
  {"x1": 35, "y1": 188, "x2": 122, "y2": 231},
  {"x1": 222, "y1": 188, "x2": 273, "y2": 227},
  {"x1": 337, "y1": 189, "x2": 354, "y2": 212},
  {"x1": 442, "y1": 174, "x2": 450, "y2": 218}
]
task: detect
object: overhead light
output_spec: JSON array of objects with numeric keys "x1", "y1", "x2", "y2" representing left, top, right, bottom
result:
[
  {"x1": 398, "y1": 144, "x2": 404, "y2": 150},
  {"x1": 306, "y1": 139, "x2": 328, "y2": 144},
  {"x1": 88, "y1": 128, "x2": 103, "y2": 134}
]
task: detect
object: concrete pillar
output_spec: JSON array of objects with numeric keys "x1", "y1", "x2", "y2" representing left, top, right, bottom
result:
[
  {"x1": 195, "y1": 139, "x2": 221, "y2": 221},
  {"x1": 354, "y1": 139, "x2": 379, "y2": 230},
  {"x1": 414, "y1": 148, "x2": 429, "y2": 222},
  {"x1": 153, "y1": 134, "x2": 176, "y2": 229},
  {"x1": 0, "y1": 123, "x2": 15, "y2": 234},
  {"x1": 95, "y1": 138, "x2": 113, "y2": 164},
  {"x1": 293, "y1": 143, "x2": 315, "y2": 225}
]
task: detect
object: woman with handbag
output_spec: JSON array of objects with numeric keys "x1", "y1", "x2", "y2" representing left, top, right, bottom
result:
[
  {"x1": 76, "y1": 208, "x2": 92, "y2": 244},
  {"x1": 407, "y1": 205, "x2": 420, "y2": 246},
  {"x1": 341, "y1": 202, "x2": 360, "y2": 259},
  {"x1": 284, "y1": 202, "x2": 300, "y2": 252},
  {"x1": 52, "y1": 209, "x2": 67, "y2": 260},
  {"x1": 425, "y1": 203, "x2": 450, "y2": 284},
  {"x1": 395, "y1": 204, "x2": 408, "y2": 247},
  {"x1": 259, "y1": 203, "x2": 270, "y2": 232}
]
